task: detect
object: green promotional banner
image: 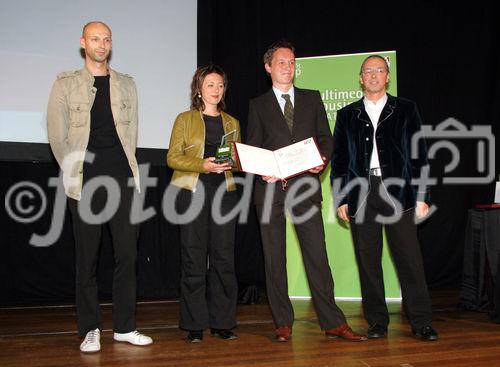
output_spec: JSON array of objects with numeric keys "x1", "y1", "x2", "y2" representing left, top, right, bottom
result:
[{"x1": 286, "y1": 51, "x2": 400, "y2": 299}]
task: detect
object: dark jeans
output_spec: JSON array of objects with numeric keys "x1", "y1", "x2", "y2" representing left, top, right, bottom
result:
[{"x1": 68, "y1": 176, "x2": 138, "y2": 336}]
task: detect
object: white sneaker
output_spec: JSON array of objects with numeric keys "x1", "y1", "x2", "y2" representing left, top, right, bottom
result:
[
  {"x1": 80, "y1": 328, "x2": 101, "y2": 353},
  {"x1": 113, "y1": 330, "x2": 153, "y2": 346}
]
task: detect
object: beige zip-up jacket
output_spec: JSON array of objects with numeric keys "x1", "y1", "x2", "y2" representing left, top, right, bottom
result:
[
  {"x1": 47, "y1": 67, "x2": 140, "y2": 200},
  {"x1": 167, "y1": 109, "x2": 240, "y2": 192}
]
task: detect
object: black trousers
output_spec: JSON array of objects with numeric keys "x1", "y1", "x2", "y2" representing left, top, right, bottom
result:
[
  {"x1": 350, "y1": 175, "x2": 432, "y2": 330},
  {"x1": 68, "y1": 176, "x2": 138, "y2": 337},
  {"x1": 176, "y1": 183, "x2": 238, "y2": 331},
  {"x1": 256, "y1": 198, "x2": 347, "y2": 330}
]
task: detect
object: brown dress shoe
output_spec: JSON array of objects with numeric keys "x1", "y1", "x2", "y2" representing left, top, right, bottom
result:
[
  {"x1": 275, "y1": 326, "x2": 292, "y2": 342},
  {"x1": 325, "y1": 323, "x2": 367, "y2": 341}
]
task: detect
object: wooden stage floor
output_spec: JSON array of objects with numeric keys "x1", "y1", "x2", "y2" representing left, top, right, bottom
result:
[{"x1": 1, "y1": 290, "x2": 499, "y2": 367}]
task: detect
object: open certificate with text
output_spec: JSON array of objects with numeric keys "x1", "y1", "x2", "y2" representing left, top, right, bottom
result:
[{"x1": 234, "y1": 137, "x2": 324, "y2": 180}]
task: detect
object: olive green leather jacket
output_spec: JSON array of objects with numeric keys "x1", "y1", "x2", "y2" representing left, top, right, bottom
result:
[{"x1": 167, "y1": 109, "x2": 240, "y2": 192}]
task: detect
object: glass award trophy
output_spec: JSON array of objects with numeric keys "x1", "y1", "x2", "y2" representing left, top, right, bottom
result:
[{"x1": 215, "y1": 129, "x2": 238, "y2": 165}]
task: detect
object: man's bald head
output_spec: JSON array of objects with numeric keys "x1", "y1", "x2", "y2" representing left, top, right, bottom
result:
[{"x1": 82, "y1": 21, "x2": 112, "y2": 38}]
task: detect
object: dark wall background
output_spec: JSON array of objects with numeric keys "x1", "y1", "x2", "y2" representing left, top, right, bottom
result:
[{"x1": 197, "y1": 1, "x2": 500, "y2": 288}]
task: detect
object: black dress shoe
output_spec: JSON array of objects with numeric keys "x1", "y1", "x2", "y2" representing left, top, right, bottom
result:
[
  {"x1": 188, "y1": 330, "x2": 203, "y2": 343},
  {"x1": 412, "y1": 325, "x2": 438, "y2": 341},
  {"x1": 367, "y1": 324, "x2": 387, "y2": 339},
  {"x1": 210, "y1": 328, "x2": 238, "y2": 340}
]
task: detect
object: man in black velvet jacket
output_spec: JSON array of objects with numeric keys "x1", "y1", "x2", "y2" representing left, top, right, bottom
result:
[{"x1": 331, "y1": 55, "x2": 438, "y2": 341}]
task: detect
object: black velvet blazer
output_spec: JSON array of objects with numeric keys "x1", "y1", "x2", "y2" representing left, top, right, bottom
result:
[{"x1": 330, "y1": 94, "x2": 430, "y2": 217}]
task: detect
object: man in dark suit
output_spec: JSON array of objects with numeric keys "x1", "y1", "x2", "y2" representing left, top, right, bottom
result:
[
  {"x1": 331, "y1": 55, "x2": 438, "y2": 341},
  {"x1": 247, "y1": 41, "x2": 366, "y2": 342}
]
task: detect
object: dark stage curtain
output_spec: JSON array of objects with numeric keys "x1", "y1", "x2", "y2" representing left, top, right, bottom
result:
[
  {"x1": 2, "y1": 2, "x2": 499, "y2": 306},
  {"x1": 0, "y1": 151, "x2": 264, "y2": 306},
  {"x1": 197, "y1": 1, "x2": 500, "y2": 288},
  {"x1": 0, "y1": 159, "x2": 181, "y2": 306}
]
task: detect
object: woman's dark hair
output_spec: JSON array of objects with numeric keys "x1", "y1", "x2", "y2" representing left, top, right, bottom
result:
[{"x1": 190, "y1": 64, "x2": 228, "y2": 111}]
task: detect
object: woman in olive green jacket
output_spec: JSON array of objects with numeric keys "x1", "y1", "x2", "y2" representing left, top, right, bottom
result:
[{"x1": 167, "y1": 65, "x2": 240, "y2": 343}]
